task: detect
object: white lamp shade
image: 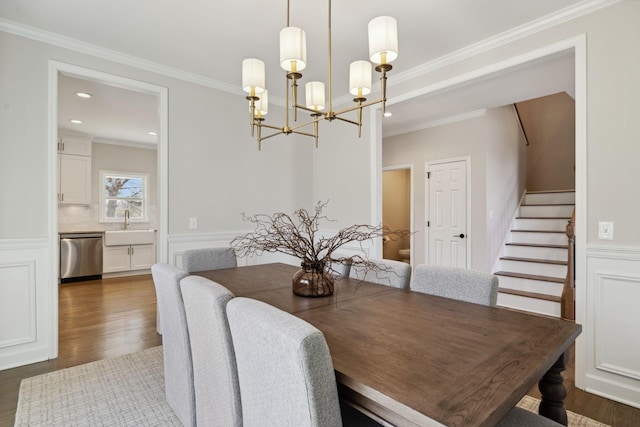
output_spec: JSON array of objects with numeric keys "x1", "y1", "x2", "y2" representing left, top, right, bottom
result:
[
  {"x1": 280, "y1": 27, "x2": 307, "y2": 72},
  {"x1": 254, "y1": 90, "x2": 268, "y2": 116},
  {"x1": 242, "y1": 58, "x2": 266, "y2": 94},
  {"x1": 349, "y1": 61, "x2": 372, "y2": 96},
  {"x1": 305, "y1": 81, "x2": 325, "y2": 110},
  {"x1": 368, "y1": 16, "x2": 398, "y2": 65}
]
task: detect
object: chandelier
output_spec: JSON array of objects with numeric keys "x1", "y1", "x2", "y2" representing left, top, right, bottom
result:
[{"x1": 242, "y1": 0, "x2": 398, "y2": 150}]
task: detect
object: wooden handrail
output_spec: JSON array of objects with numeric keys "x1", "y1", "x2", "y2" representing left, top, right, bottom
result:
[{"x1": 561, "y1": 208, "x2": 576, "y2": 321}]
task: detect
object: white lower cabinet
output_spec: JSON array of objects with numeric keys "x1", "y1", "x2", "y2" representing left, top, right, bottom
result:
[{"x1": 103, "y1": 244, "x2": 156, "y2": 273}]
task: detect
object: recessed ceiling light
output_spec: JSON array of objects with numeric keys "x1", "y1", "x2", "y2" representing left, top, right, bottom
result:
[
  {"x1": 76, "y1": 92, "x2": 92, "y2": 98},
  {"x1": 383, "y1": 111, "x2": 393, "y2": 117},
  {"x1": 69, "y1": 119, "x2": 82, "y2": 124},
  {"x1": 148, "y1": 131, "x2": 158, "y2": 136}
]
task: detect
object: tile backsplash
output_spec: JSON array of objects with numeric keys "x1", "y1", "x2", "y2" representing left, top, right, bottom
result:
[{"x1": 58, "y1": 204, "x2": 158, "y2": 233}]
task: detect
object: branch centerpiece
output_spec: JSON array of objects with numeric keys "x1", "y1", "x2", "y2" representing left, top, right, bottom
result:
[{"x1": 231, "y1": 201, "x2": 410, "y2": 297}]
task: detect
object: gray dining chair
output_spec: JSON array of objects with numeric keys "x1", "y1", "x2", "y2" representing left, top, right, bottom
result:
[
  {"x1": 411, "y1": 264, "x2": 499, "y2": 306},
  {"x1": 180, "y1": 275, "x2": 242, "y2": 427},
  {"x1": 497, "y1": 406, "x2": 564, "y2": 426},
  {"x1": 226, "y1": 297, "x2": 343, "y2": 427},
  {"x1": 329, "y1": 252, "x2": 352, "y2": 279},
  {"x1": 349, "y1": 258, "x2": 412, "y2": 289},
  {"x1": 182, "y1": 247, "x2": 237, "y2": 273},
  {"x1": 150, "y1": 263, "x2": 195, "y2": 427}
]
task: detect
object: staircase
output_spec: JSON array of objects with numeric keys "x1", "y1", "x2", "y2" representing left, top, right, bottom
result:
[{"x1": 494, "y1": 190, "x2": 575, "y2": 317}]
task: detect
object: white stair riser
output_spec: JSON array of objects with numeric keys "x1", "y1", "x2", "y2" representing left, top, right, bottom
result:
[
  {"x1": 509, "y1": 232, "x2": 568, "y2": 245},
  {"x1": 498, "y1": 259, "x2": 567, "y2": 278},
  {"x1": 519, "y1": 205, "x2": 574, "y2": 217},
  {"x1": 497, "y1": 275, "x2": 564, "y2": 296},
  {"x1": 524, "y1": 192, "x2": 575, "y2": 205},
  {"x1": 497, "y1": 293, "x2": 561, "y2": 317},
  {"x1": 505, "y1": 245, "x2": 568, "y2": 261},
  {"x1": 514, "y1": 218, "x2": 569, "y2": 231}
]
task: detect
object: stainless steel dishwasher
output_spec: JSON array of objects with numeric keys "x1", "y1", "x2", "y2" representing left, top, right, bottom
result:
[{"x1": 60, "y1": 233, "x2": 103, "y2": 282}]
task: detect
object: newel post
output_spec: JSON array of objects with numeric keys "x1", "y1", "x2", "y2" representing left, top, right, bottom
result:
[{"x1": 561, "y1": 209, "x2": 576, "y2": 321}]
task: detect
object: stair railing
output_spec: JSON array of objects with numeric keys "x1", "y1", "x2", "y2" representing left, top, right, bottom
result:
[{"x1": 561, "y1": 208, "x2": 576, "y2": 321}]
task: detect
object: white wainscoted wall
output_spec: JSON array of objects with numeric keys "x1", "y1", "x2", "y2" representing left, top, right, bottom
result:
[
  {"x1": 0, "y1": 239, "x2": 53, "y2": 370},
  {"x1": 582, "y1": 246, "x2": 640, "y2": 408}
]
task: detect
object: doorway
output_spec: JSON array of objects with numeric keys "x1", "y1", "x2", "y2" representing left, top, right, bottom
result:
[
  {"x1": 48, "y1": 61, "x2": 168, "y2": 359},
  {"x1": 382, "y1": 166, "x2": 413, "y2": 263}
]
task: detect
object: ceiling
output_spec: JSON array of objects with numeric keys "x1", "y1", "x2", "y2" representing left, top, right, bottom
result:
[{"x1": 1, "y1": 0, "x2": 595, "y2": 143}]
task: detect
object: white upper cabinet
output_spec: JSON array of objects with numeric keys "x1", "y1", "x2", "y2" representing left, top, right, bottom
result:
[
  {"x1": 59, "y1": 154, "x2": 92, "y2": 205},
  {"x1": 58, "y1": 132, "x2": 93, "y2": 205},
  {"x1": 58, "y1": 133, "x2": 93, "y2": 156}
]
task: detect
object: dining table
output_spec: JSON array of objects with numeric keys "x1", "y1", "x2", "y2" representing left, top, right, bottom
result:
[{"x1": 196, "y1": 262, "x2": 582, "y2": 427}]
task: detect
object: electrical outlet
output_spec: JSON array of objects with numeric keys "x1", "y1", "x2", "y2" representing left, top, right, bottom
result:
[
  {"x1": 598, "y1": 221, "x2": 614, "y2": 240},
  {"x1": 189, "y1": 217, "x2": 198, "y2": 230}
]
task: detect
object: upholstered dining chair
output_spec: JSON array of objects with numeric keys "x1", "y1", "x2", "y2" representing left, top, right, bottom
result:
[
  {"x1": 349, "y1": 258, "x2": 412, "y2": 289},
  {"x1": 497, "y1": 407, "x2": 564, "y2": 426},
  {"x1": 180, "y1": 275, "x2": 242, "y2": 427},
  {"x1": 150, "y1": 263, "x2": 195, "y2": 427},
  {"x1": 227, "y1": 297, "x2": 382, "y2": 427},
  {"x1": 182, "y1": 247, "x2": 237, "y2": 273},
  {"x1": 411, "y1": 264, "x2": 499, "y2": 306}
]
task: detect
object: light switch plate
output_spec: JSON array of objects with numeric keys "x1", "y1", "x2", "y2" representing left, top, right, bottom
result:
[
  {"x1": 598, "y1": 221, "x2": 614, "y2": 240},
  {"x1": 189, "y1": 217, "x2": 198, "y2": 230}
]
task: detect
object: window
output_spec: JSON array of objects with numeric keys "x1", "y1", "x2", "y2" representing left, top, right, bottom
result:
[{"x1": 100, "y1": 170, "x2": 149, "y2": 222}]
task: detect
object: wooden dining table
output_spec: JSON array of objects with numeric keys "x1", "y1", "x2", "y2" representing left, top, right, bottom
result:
[{"x1": 196, "y1": 263, "x2": 582, "y2": 427}]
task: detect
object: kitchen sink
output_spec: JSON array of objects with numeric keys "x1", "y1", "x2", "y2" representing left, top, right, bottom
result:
[{"x1": 104, "y1": 229, "x2": 156, "y2": 246}]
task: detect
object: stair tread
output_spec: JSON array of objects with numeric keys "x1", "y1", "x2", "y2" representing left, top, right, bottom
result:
[
  {"x1": 506, "y1": 243, "x2": 568, "y2": 249},
  {"x1": 494, "y1": 271, "x2": 565, "y2": 283},
  {"x1": 516, "y1": 216, "x2": 571, "y2": 220},
  {"x1": 525, "y1": 190, "x2": 575, "y2": 194},
  {"x1": 511, "y1": 229, "x2": 566, "y2": 233},
  {"x1": 500, "y1": 256, "x2": 567, "y2": 265},
  {"x1": 498, "y1": 287, "x2": 562, "y2": 302}
]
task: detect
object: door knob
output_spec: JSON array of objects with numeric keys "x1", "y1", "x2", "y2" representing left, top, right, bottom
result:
[{"x1": 453, "y1": 233, "x2": 465, "y2": 238}]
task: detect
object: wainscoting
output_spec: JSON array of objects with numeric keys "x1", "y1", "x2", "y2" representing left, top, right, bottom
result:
[
  {"x1": 583, "y1": 245, "x2": 640, "y2": 409},
  {"x1": 0, "y1": 239, "x2": 53, "y2": 371}
]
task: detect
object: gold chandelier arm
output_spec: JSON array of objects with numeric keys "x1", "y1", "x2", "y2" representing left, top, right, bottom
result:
[
  {"x1": 332, "y1": 115, "x2": 360, "y2": 126},
  {"x1": 332, "y1": 98, "x2": 383, "y2": 116},
  {"x1": 287, "y1": 115, "x2": 323, "y2": 133}
]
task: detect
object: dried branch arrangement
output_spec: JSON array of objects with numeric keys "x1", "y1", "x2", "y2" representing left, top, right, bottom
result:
[{"x1": 231, "y1": 201, "x2": 410, "y2": 278}]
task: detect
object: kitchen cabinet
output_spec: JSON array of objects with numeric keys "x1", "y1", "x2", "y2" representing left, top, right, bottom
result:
[
  {"x1": 58, "y1": 133, "x2": 92, "y2": 156},
  {"x1": 103, "y1": 244, "x2": 156, "y2": 273},
  {"x1": 58, "y1": 154, "x2": 91, "y2": 204},
  {"x1": 58, "y1": 132, "x2": 92, "y2": 205}
]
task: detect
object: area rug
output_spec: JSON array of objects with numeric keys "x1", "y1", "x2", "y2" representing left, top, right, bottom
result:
[
  {"x1": 14, "y1": 347, "x2": 180, "y2": 426},
  {"x1": 15, "y1": 346, "x2": 610, "y2": 426}
]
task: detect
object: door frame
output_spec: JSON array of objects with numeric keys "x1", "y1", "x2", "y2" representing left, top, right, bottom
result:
[
  {"x1": 425, "y1": 156, "x2": 471, "y2": 268},
  {"x1": 382, "y1": 164, "x2": 414, "y2": 263},
  {"x1": 373, "y1": 34, "x2": 586, "y2": 387},
  {"x1": 47, "y1": 61, "x2": 169, "y2": 358}
]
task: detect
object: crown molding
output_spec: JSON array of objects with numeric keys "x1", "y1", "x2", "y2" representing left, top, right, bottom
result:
[
  {"x1": 384, "y1": 109, "x2": 487, "y2": 139},
  {"x1": 0, "y1": 0, "x2": 618, "y2": 104},
  {"x1": 391, "y1": 0, "x2": 620, "y2": 87},
  {"x1": 0, "y1": 18, "x2": 241, "y2": 96}
]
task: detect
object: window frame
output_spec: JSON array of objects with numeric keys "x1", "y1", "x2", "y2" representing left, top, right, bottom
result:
[{"x1": 99, "y1": 170, "x2": 149, "y2": 223}]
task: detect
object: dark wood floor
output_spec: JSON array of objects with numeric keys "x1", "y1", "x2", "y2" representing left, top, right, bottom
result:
[{"x1": 1, "y1": 275, "x2": 639, "y2": 426}]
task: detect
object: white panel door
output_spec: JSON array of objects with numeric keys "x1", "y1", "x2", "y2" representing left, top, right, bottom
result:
[{"x1": 427, "y1": 160, "x2": 468, "y2": 267}]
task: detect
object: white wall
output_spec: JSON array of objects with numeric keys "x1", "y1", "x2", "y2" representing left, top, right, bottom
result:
[
  {"x1": 484, "y1": 107, "x2": 527, "y2": 269},
  {"x1": 381, "y1": 106, "x2": 524, "y2": 271},
  {"x1": 2, "y1": 1, "x2": 640, "y2": 407},
  {"x1": 0, "y1": 30, "x2": 313, "y2": 368}
]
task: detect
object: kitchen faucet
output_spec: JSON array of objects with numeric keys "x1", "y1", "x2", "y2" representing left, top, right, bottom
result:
[{"x1": 124, "y1": 209, "x2": 130, "y2": 230}]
